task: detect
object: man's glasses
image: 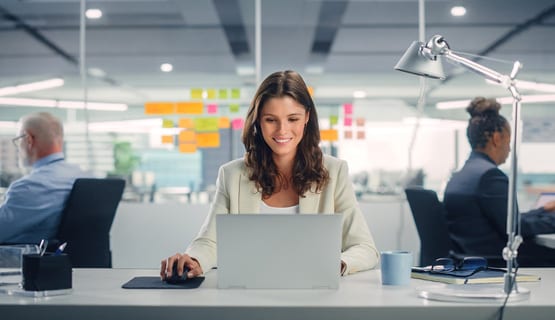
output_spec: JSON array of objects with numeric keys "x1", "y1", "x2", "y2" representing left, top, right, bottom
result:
[
  {"x1": 430, "y1": 256, "x2": 488, "y2": 277},
  {"x1": 11, "y1": 134, "x2": 27, "y2": 147}
]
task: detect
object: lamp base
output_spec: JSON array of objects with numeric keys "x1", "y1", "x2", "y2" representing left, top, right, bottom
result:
[{"x1": 416, "y1": 283, "x2": 530, "y2": 303}]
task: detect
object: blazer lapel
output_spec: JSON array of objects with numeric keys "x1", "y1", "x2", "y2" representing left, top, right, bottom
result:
[
  {"x1": 299, "y1": 190, "x2": 320, "y2": 214},
  {"x1": 238, "y1": 172, "x2": 261, "y2": 213}
]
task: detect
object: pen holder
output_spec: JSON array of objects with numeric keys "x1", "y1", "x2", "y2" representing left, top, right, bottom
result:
[{"x1": 22, "y1": 253, "x2": 72, "y2": 291}]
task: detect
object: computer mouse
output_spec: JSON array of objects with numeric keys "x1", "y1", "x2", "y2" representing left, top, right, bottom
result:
[{"x1": 165, "y1": 264, "x2": 189, "y2": 284}]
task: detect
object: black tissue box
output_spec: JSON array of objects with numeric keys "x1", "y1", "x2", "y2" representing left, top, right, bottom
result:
[{"x1": 22, "y1": 253, "x2": 72, "y2": 291}]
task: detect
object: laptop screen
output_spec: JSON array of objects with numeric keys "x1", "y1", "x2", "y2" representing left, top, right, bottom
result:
[
  {"x1": 216, "y1": 214, "x2": 342, "y2": 289},
  {"x1": 535, "y1": 192, "x2": 555, "y2": 208}
]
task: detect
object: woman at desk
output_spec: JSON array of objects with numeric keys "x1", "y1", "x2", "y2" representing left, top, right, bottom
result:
[
  {"x1": 161, "y1": 70, "x2": 379, "y2": 279},
  {"x1": 443, "y1": 97, "x2": 555, "y2": 267}
]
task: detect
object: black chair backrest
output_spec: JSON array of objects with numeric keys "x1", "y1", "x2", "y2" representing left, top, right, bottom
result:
[
  {"x1": 56, "y1": 178, "x2": 125, "y2": 268},
  {"x1": 405, "y1": 187, "x2": 453, "y2": 266}
]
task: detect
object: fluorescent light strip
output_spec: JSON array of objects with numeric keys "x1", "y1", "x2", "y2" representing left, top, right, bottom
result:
[
  {"x1": 436, "y1": 94, "x2": 555, "y2": 110},
  {"x1": 89, "y1": 119, "x2": 163, "y2": 133},
  {"x1": 0, "y1": 97, "x2": 128, "y2": 111},
  {"x1": 0, "y1": 78, "x2": 64, "y2": 96}
]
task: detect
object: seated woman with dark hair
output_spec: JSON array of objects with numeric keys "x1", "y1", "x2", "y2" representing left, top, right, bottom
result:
[{"x1": 444, "y1": 97, "x2": 555, "y2": 267}]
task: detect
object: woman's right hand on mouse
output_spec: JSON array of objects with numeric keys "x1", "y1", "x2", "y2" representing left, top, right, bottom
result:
[{"x1": 160, "y1": 253, "x2": 203, "y2": 280}]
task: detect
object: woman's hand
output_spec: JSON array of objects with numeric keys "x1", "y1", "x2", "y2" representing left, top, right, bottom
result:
[
  {"x1": 160, "y1": 253, "x2": 203, "y2": 279},
  {"x1": 544, "y1": 200, "x2": 555, "y2": 213}
]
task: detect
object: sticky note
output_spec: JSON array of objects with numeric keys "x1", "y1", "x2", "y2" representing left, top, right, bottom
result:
[
  {"x1": 207, "y1": 104, "x2": 218, "y2": 114},
  {"x1": 229, "y1": 103, "x2": 240, "y2": 113},
  {"x1": 344, "y1": 117, "x2": 352, "y2": 126},
  {"x1": 357, "y1": 131, "x2": 365, "y2": 140},
  {"x1": 206, "y1": 89, "x2": 216, "y2": 100},
  {"x1": 343, "y1": 103, "x2": 353, "y2": 115},
  {"x1": 196, "y1": 132, "x2": 220, "y2": 148},
  {"x1": 231, "y1": 88, "x2": 241, "y2": 99},
  {"x1": 176, "y1": 102, "x2": 203, "y2": 114},
  {"x1": 191, "y1": 88, "x2": 203, "y2": 99},
  {"x1": 161, "y1": 135, "x2": 174, "y2": 144},
  {"x1": 320, "y1": 129, "x2": 339, "y2": 141},
  {"x1": 356, "y1": 117, "x2": 365, "y2": 127},
  {"x1": 194, "y1": 117, "x2": 219, "y2": 132},
  {"x1": 162, "y1": 118, "x2": 174, "y2": 128},
  {"x1": 330, "y1": 115, "x2": 338, "y2": 126},
  {"x1": 218, "y1": 89, "x2": 228, "y2": 99},
  {"x1": 219, "y1": 117, "x2": 230, "y2": 129},
  {"x1": 179, "y1": 143, "x2": 197, "y2": 153},
  {"x1": 144, "y1": 102, "x2": 175, "y2": 114},
  {"x1": 178, "y1": 130, "x2": 196, "y2": 143},
  {"x1": 178, "y1": 118, "x2": 194, "y2": 129},
  {"x1": 231, "y1": 118, "x2": 244, "y2": 130},
  {"x1": 344, "y1": 130, "x2": 353, "y2": 139}
]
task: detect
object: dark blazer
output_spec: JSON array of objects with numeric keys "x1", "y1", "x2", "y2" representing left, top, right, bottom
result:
[{"x1": 444, "y1": 151, "x2": 555, "y2": 266}]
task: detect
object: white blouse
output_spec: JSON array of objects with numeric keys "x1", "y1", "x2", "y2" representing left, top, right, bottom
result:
[{"x1": 260, "y1": 201, "x2": 299, "y2": 214}]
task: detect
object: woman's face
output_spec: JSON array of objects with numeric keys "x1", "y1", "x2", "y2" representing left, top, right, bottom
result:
[
  {"x1": 259, "y1": 96, "x2": 309, "y2": 162},
  {"x1": 497, "y1": 125, "x2": 511, "y2": 165}
]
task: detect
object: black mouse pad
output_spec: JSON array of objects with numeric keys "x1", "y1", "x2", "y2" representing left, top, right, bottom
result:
[{"x1": 121, "y1": 276, "x2": 205, "y2": 289}]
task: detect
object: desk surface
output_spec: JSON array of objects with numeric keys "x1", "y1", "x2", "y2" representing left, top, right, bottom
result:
[{"x1": 1, "y1": 268, "x2": 555, "y2": 320}]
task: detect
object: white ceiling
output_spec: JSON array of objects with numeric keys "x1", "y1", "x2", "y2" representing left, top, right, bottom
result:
[{"x1": 1, "y1": 0, "x2": 555, "y2": 122}]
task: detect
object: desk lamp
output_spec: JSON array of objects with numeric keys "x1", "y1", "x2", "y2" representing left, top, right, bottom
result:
[{"x1": 395, "y1": 35, "x2": 529, "y2": 302}]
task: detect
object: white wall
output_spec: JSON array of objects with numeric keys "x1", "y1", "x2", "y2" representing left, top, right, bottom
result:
[{"x1": 110, "y1": 199, "x2": 420, "y2": 269}]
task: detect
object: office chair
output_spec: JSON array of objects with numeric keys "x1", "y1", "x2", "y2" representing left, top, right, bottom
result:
[
  {"x1": 404, "y1": 187, "x2": 461, "y2": 266},
  {"x1": 55, "y1": 178, "x2": 125, "y2": 268}
]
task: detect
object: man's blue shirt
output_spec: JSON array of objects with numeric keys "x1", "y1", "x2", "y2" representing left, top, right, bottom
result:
[{"x1": 0, "y1": 153, "x2": 90, "y2": 243}]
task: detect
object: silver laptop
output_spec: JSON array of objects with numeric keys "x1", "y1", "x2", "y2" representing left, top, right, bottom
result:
[{"x1": 216, "y1": 214, "x2": 342, "y2": 289}]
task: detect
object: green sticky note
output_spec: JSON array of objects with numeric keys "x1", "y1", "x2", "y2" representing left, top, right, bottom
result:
[
  {"x1": 231, "y1": 88, "x2": 241, "y2": 99},
  {"x1": 218, "y1": 89, "x2": 228, "y2": 99},
  {"x1": 229, "y1": 103, "x2": 240, "y2": 113},
  {"x1": 194, "y1": 117, "x2": 219, "y2": 132},
  {"x1": 330, "y1": 115, "x2": 338, "y2": 125}
]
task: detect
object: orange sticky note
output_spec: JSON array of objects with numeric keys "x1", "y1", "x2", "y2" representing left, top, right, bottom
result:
[
  {"x1": 320, "y1": 129, "x2": 339, "y2": 142},
  {"x1": 179, "y1": 143, "x2": 197, "y2": 153},
  {"x1": 176, "y1": 102, "x2": 203, "y2": 114},
  {"x1": 144, "y1": 102, "x2": 175, "y2": 114},
  {"x1": 178, "y1": 118, "x2": 194, "y2": 129},
  {"x1": 178, "y1": 130, "x2": 196, "y2": 143},
  {"x1": 344, "y1": 130, "x2": 353, "y2": 139},
  {"x1": 196, "y1": 132, "x2": 220, "y2": 148},
  {"x1": 219, "y1": 117, "x2": 230, "y2": 129},
  {"x1": 357, "y1": 131, "x2": 365, "y2": 140},
  {"x1": 161, "y1": 135, "x2": 174, "y2": 144},
  {"x1": 356, "y1": 117, "x2": 365, "y2": 127}
]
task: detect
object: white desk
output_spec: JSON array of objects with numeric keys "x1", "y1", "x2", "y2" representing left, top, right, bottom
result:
[
  {"x1": 535, "y1": 233, "x2": 555, "y2": 249},
  {"x1": 1, "y1": 268, "x2": 555, "y2": 320}
]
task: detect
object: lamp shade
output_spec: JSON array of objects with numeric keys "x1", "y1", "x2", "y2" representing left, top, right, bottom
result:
[{"x1": 394, "y1": 41, "x2": 446, "y2": 80}]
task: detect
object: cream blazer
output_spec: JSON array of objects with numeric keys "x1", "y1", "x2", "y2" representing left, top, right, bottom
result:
[{"x1": 186, "y1": 155, "x2": 380, "y2": 275}]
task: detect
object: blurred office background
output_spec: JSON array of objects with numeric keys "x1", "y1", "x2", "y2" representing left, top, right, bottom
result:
[{"x1": 1, "y1": 0, "x2": 554, "y2": 209}]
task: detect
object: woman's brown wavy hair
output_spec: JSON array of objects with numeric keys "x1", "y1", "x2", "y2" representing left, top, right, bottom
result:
[{"x1": 242, "y1": 70, "x2": 329, "y2": 198}]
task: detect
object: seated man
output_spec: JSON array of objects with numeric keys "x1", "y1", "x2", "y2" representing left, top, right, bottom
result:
[
  {"x1": 0, "y1": 112, "x2": 91, "y2": 244},
  {"x1": 444, "y1": 97, "x2": 555, "y2": 267}
]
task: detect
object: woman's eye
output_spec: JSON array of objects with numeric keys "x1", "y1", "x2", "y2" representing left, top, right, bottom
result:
[{"x1": 289, "y1": 118, "x2": 299, "y2": 122}]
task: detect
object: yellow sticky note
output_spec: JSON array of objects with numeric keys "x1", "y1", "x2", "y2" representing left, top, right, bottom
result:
[
  {"x1": 161, "y1": 135, "x2": 174, "y2": 144},
  {"x1": 144, "y1": 102, "x2": 175, "y2": 114},
  {"x1": 219, "y1": 117, "x2": 230, "y2": 129},
  {"x1": 320, "y1": 129, "x2": 338, "y2": 142},
  {"x1": 194, "y1": 117, "x2": 219, "y2": 132},
  {"x1": 178, "y1": 118, "x2": 194, "y2": 129},
  {"x1": 206, "y1": 89, "x2": 216, "y2": 100},
  {"x1": 179, "y1": 143, "x2": 197, "y2": 153},
  {"x1": 176, "y1": 102, "x2": 203, "y2": 114},
  {"x1": 196, "y1": 132, "x2": 220, "y2": 148},
  {"x1": 178, "y1": 130, "x2": 196, "y2": 143},
  {"x1": 162, "y1": 119, "x2": 174, "y2": 128},
  {"x1": 191, "y1": 88, "x2": 203, "y2": 99}
]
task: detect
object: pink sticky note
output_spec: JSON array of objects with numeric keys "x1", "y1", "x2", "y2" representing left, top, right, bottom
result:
[
  {"x1": 344, "y1": 117, "x2": 352, "y2": 126},
  {"x1": 343, "y1": 103, "x2": 353, "y2": 115},
  {"x1": 232, "y1": 118, "x2": 244, "y2": 130},
  {"x1": 207, "y1": 104, "x2": 218, "y2": 114}
]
